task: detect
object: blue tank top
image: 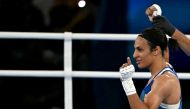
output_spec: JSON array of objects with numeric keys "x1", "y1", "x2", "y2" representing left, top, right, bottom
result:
[{"x1": 140, "y1": 67, "x2": 182, "y2": 109}]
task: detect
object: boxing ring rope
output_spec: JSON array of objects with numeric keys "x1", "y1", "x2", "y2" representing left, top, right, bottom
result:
[{"x1": 0, "y1": 32, "x2": 190, "y2": 109}]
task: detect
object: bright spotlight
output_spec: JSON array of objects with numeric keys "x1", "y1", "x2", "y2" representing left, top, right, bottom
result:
[{"x1": 78, "y1": 0, "x2": 86, "y2": 8}]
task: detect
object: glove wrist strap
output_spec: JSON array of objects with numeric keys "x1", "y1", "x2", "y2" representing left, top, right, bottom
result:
[{"x1": 122, "y1": 78, "x2": 136, "y2": 96}]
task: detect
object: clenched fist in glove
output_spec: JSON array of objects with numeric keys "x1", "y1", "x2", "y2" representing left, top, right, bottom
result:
[
  {"x1": 120, "y1": 57, "x2": 136, "y2": 96},
  {"x1": 145, "y1": 4, "x2": 176, "y2": 37}
]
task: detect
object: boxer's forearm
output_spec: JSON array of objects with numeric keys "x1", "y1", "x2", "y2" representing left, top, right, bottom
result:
[{"x1": 172, "y1": 29, "x2": 190, "y2": 56}]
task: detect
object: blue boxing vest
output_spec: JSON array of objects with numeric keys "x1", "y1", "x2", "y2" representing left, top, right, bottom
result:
[{"x1": 140, "y1": 67, "x2": 182, "y2": 109}]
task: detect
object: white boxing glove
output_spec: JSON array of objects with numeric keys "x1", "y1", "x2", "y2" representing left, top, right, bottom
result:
[
  {"x1": 120, "y1": 64, "x2": 136, "y2": 96},
  {"x1": 148, "y1": 4, "x2": 162, "y2": 22}
]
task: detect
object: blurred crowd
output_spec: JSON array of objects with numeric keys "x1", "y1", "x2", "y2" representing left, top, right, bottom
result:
[
  {"x1": 0, "y1": 0, "x2": 99, "y2": 70},
  {"x1": 0, "y1": 0, "x2": 100, "y2": 108},
  {"x1": 0, "y1": 0, "x2": 98, "y2": 32}
]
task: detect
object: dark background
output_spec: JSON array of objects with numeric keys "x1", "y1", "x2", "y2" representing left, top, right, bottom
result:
[{"x1": 0, "y1": 0, "x2": 190, "y2": 109}]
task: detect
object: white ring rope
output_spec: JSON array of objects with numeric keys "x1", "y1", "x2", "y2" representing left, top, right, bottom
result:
[
  {"x1": 0, "y1": 70, "x2": 190, "y2": 80},
  {"x1": 0, "y1": 32, "x2": 137, "y2": 40}
]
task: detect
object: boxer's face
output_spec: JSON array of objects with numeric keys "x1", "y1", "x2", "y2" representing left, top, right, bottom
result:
[{"x1": 133, "y1": 36, "x2": 155, "y2": 69}]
